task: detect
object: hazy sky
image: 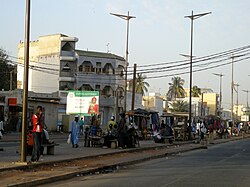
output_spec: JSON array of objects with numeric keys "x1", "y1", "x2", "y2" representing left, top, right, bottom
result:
[{"x1": 1, "y1": 0, "x2": 250, "y2": 109}]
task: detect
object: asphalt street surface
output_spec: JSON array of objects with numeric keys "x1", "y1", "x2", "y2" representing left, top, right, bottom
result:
[{"x1": 40, "y1": 139, "x2": 250, "y2": 187}]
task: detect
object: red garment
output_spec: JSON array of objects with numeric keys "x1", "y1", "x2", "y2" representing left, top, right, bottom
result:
[{"x1": 32, "y1": 113, "x2": 43, "y2": 133}]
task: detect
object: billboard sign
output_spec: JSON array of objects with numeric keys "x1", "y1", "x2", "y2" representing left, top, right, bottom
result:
[{"x1": 66, "y1": 91, "x2": 99, "y2": 116}]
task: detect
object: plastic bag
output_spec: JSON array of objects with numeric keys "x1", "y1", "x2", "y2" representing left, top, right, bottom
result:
[{"x1": 67, "y1": 134, "x2": 71, "y2": 144}]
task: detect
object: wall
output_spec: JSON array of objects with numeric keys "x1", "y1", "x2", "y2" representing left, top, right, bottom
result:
[{"x1": 17, "y1": 34, "x2": 61, "y2": 93}]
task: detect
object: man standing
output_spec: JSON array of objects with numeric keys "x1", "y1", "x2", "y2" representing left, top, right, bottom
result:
[
  {"x1": 31, "y1": 106, "x2": 43, "y2": 162},
  {"x1": 117, "y1": 112, "x2": 128, "y2": 148},
  {"x1": 79, "y1": 117, "x2": 84, "y2": 135},
  {"x1": 103, "y1": 116, "x2": 117, "y2": 148},
  {"x1": 70, "y1": 115, "x2": 80, "y2": 148}
]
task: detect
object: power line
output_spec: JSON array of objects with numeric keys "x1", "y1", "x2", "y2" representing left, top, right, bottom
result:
[
  {"x1": 1, "y1": 44, "x2": 250, "y2": 82},
  {"x1": 129, "y1": 44, "x2": 250, "y2": 69}
]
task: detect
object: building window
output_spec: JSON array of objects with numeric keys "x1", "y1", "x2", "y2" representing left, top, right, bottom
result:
[
  {"x1": 95, "y1": 85, "x2": 100, "y2": 91},
  {"x1": 79, "y1": 65, "x2": 83, "y2": 72},
  {"x1": 84, "y1": 65, "x2": 91, "y2": 72},
  {"x1": 81, "y1": 61, "x2": 94, "y2": 73},
  {"x1": 101, "y1": 86, "x2": 114, "y2": 97},
  {"x1": 59, "y1": 81, "x2": 74, "y2": 90},
  {"x1": 96, "y1": 62, "x2": 102, "y2": 74},
  {"x1": 103, "y1": 63, "x2": 114, "y2": 75},
  {"x1": 62, "y1": 63, "x2": 70, "y2": 71}
]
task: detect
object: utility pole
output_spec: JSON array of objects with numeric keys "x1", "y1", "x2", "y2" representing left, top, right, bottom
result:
[
  {"x1": 131, "y1": 64, "x2": 137, "y2": 111},
  {"x1": 184, "y1": 10, "x2": 211, "y2": 140},
  {"x1": 9, "y1": 71, "x2": 13, "y2": 96},
  {"x1": 213, "y1": 73, "x2": 224, "y2": 119},
  {"x1": 110, "y1": 11, "x2": 135, "y2": 112},
  {"x1": 21, "y1": 0, "x2": 31, "y2": 162},
  {"x1": 200, "y1": 92, "x2": 204, "y2": 117},
  {"x1": 234, "y1": 83, "x2": 240, "y2": 122},
  {"x1": 230, "y1": 54, "x2": 244, "y2": 127},
  {"x1": 242, "y1": 90, "x2": 249, "y2": 108}
]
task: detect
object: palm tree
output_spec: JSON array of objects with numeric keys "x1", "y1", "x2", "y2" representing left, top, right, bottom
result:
[
  {"x1": 135, "y1": 73, "x2": 149, "y2": 96},
  {"x1": 169, "y1": 100, "x2": 189, "y2": 112},
  {"x1": 167, "y1": 76, "x2": 186, "y2": 101},
  {"x1": 192, "y1": 85, "x2": 201, "y2": 97}
]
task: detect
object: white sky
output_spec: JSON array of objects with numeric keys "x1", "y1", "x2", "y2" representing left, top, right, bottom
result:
[{"x1": 1, "y1": 0, "x2": 250, "y2": 109}]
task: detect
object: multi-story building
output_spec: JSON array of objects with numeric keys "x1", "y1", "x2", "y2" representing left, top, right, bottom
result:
[
  {"x1": 17, "y1": 34, "x2": 126, "y2": 126},
  {"x1": 184, "y1": 88, "x2": 219, "y2": 116},
  {"x1": 142, "y1": 93, "x2": 164, "y2": 116}
]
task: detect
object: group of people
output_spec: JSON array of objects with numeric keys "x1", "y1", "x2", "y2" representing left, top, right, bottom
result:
[
  {"x1": 153, "y1": 120, "x2": 174, "y2": 143},
  {"x1": 69, "y1": 112, "x2": 138, "y2": 149},
  {"x1": 191, "y1": 119, "x2": 230, "y2": 143}
]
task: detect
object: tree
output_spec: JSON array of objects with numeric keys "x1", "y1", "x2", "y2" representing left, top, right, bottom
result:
[
  {"x1": 0, "y1": 48, "x2": 16, "y2": 91},
  {"x1": 192, "y1": 85, "x2": 201, "y2": 97},
  {"x1": 131, "y1": 73, "x2": 149, "y2": 96},
  {"x1": 167, "y1": 76, "x2": 186, "y2": 101},
  {"x1": 170, "y1": 100, "x2": 189, "y2": 112}
]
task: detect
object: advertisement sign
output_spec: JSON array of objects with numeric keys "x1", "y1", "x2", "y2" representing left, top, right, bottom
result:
[
  {"x1": 66, "y1": 91, "x2": 99, "y2": 116},
  {"x1": 241, "y1": 115, "x2": 249, "y2": 122}
]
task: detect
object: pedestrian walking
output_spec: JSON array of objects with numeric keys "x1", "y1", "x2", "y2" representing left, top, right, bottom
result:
[
  {"x1": 31, "y1": 106, "x2": 43, "y2": 162},
  {"x1": 70, "y1": 115, "x2": 80, "y2": 148},
  {"x1": 117, "y1": 112, "x2": 128, "y2": 148},
  {"x1": 0, "y1": 117, "x2": 4, "y2": 139},
  {"x1": 79, "y1": 117, "x2": 84, "y2": 135},
  {"x1": 200, "y1": 121, "x2": 207, "y2": 142}
]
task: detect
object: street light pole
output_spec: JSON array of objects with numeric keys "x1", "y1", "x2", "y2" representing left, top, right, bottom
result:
[
  {"x1": 213, "y1": 73, "x2": 224, "y2": 118},
  {"x1": 234, "y1": 83, "x2": 240, "y2": 122},
  {"x1": 21, "y1": 0, "x2": 31, "y2": 162},
  {"x1": 230, "y1": 54, "x2": 244, "y2": 126},
  {"x1": 242, "y1": 90, "x2": 249, "y2": 108},
  {"x1": 110, "y1": 11, "x2": 135, "y2": 112},
  {"x1": 185, "y1": 11, "x2": 211, "y2": 138}
]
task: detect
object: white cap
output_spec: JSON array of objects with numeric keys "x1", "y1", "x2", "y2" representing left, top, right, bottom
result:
[{"x1": 75, "y1": 115, "x2": 79, "y2": 118}]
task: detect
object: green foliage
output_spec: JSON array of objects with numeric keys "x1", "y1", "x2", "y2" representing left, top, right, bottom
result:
[
  {"x1": 129, "y1": 73, "x2": 150, "y2": 96},
  {"x1": 167, "y1": 76, "x2": 186, "y2": 101},
  {"x1": 170, "y1": 100, "x2": 189, "y2": 112},
  {"x1": 0, "y1": 48, "x2": 16, "y2": 91},
  {"x1": 192, "y1": 85, "x2": 201, "y2": 97},
  {"x1": 135, "y1": 73, "x2": 149, "y2": 96}
]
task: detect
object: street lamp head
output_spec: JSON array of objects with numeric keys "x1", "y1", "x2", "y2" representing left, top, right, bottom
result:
[
  {"x1": 213, "y1": 73, "x2": 225, "y2": 77},
  {"x1": 179, "y1": 54, "x2": 196, "y2": 58},
  {"x1": 185, "y1": 11, "x2": 212, "y2": 20},
  {"x1": 110, "y1": 12, "x2": 136, "y2": 20}
]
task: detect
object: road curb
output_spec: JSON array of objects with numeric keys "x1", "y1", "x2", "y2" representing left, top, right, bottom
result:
[
  {"x1": 7, "y1": 144, "x2": 205, "y2": 187},
  {"x1": 4, "y1": 135, "x2": 250, "y2": 187}
]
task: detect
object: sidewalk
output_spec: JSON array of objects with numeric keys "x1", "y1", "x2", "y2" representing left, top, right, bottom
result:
[
  {"x1": 0, "y1": 132, "x2": 191, "y2": 169},
  {"x1": 0, "y1": 132, "x2": 249, "y2": 187}
]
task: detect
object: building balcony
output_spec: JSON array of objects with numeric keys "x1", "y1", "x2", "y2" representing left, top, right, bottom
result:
[
  {"x1": 61, "y1": 51, "x2": 75, "y2": 57},
  {"x1": 60, "y1": 56, "x2": 76, "y2": 61},
  {"x1": 59, "y1": 77, "x2": 75, "y2": 82},
  {"x1": 60, "y1": 37, "x2": 78, "y2": 42},
  {"x1": 75, "y1": 73, "x2": 124, "y2": 86}
]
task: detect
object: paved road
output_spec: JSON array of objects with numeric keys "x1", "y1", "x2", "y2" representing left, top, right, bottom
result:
[{"x1": 41, "y1": 138, "x2": 250, "y2": 187}]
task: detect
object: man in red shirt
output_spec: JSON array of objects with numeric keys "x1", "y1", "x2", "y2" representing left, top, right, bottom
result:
[{"x1": 31, "y1": 106, "x2": 43, "y2": 162}]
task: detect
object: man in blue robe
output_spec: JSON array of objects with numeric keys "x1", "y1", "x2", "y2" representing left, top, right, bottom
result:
[{"x1": 70, "y1": 115, "x2": 80, "y2": 148}]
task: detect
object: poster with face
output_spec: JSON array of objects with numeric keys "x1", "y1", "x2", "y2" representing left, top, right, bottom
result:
[{"x1": 66, "y1": 91, "x2": 99, "y2": 116}]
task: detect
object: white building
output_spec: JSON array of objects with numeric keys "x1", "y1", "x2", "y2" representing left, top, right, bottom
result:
[
  {"x1": 17, "y1": 34, "x2": 136, "y2": 126},
  {"x1": 142, "y1": 93, "x2": 164, "y2": 116}
]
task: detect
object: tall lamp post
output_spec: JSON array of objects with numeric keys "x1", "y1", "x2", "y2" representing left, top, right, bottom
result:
[
  {"x1": 242, "y1": 89, "x2": 249, "y2": 108},
  {"x1": 230, "y1": 54, "x2": 244, "y2": 126},
  {"x1": 21, "y1": 0, "x2": 31, "y2": 162},
  {"x1": 234, "y1": 83, "x2": 240, "y2": 122},
  {"x1": 213, "y1": 73, "x2": 224, "y2": 119},
  {"x1": 185, "y1": 11, "x2": 211, "y2": 137},
  {"x1": 110, "y1": 11, "x2": 135, "y2": 112}
]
